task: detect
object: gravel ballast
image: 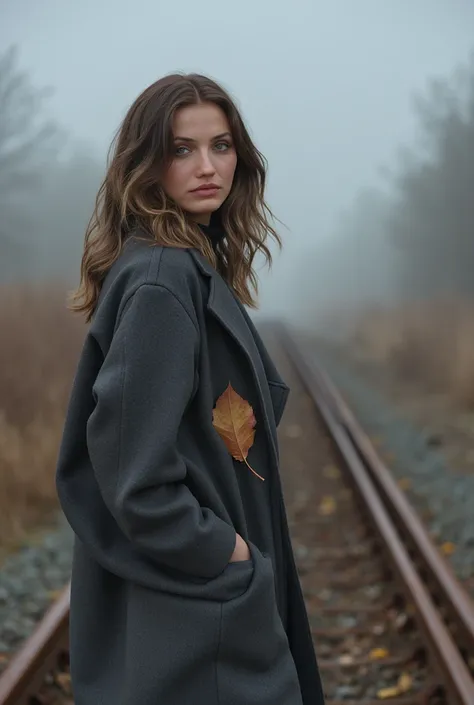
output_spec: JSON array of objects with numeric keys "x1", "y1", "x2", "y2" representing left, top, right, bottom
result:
[
  {"x1": 0, "y1": 512, "x2": 73, "y2": 670},
  {"x1": 304, "y1": 335, "x2": 474, "y2": 589}
]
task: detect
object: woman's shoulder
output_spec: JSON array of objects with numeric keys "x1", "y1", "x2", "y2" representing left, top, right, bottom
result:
[{"x1": 93, "y1": 233, "x2": 206, "y2": 328}]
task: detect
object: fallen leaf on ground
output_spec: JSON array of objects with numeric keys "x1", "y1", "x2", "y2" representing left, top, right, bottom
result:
[
  {"x1": 397, "y1": 672, "x2": 413, "y2": 693},
  {"x1": 318, "y1": 496, "x2": 336, "y2": 515},
  {"x1": 212, "y1": 384, "x2": 263, "y2": 481},
  {"x1": 440, "y1": 541, "x2": 456, "y2": 556},
  {"x1": 377, "y1": 672, "x2": 413, "y2": 699},
  {"x1": 377, "y1": 685, "x2": 399, "y2": 699}
]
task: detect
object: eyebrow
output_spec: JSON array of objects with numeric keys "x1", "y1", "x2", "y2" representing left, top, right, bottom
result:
[{"x1": 173, "y1": 132, "x2": 232, "y2": 143}]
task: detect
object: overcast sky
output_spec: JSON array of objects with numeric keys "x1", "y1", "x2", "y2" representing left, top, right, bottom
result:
[{"x1": 2, "y1": 0, "x2": 473, "y2": 314}]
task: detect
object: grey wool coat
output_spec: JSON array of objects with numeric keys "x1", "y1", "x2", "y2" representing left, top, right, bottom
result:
[{"x1": 55, "y1": 232, "x2": 325, "y2": 705}]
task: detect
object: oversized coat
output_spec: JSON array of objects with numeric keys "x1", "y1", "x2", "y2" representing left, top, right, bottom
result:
[{"x1": 55, "y1": 232, "x2": 325, "y2": 705}]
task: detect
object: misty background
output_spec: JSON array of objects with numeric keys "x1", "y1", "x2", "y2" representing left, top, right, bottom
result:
[{"x1": 2, "y1": 0, "x2": 474, "y2": 323}]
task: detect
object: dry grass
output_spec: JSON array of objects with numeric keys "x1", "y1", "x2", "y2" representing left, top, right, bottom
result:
[
  {"x1": 350, "y1": 300, "x2": 474, "y2": 408},
  {"x1": 0, "y1": 283, "x2": 85, "y2": 555}
]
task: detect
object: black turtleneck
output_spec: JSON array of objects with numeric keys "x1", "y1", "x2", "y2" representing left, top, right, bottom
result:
[{"x1": 198, "y1": 212, "x2": 226, "y2": 255}]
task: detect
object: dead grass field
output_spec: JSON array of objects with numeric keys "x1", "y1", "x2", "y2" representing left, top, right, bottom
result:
[
  {"x1": 3, "y1": 285, "x2": 474, "y2": 558},
  {"x1": 350, "y1": 300, "x2": 474, "y2": 408},
  {"x1": 0, "y1": 283, "x2": 84, "y2": 556}
]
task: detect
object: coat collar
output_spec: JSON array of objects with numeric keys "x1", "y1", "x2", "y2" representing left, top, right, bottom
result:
[{"x1": 188, "y1": 248, "x2": 289, "y2": 460}]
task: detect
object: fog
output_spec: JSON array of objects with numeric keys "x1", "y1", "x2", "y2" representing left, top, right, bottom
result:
[{"x1": 2, "y1": 0, "x2": 474, "y2": 322}]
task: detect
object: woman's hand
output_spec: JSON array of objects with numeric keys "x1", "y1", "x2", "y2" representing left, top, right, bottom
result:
[{"x1": 229, "y1": 533, "x2": 251, "y2": 562}]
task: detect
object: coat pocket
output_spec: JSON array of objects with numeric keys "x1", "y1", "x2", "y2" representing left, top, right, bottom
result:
[
  {"x1": 217, "y1": 542, "x2": 303, "y2": 705},
  {"x1": 122, "y1": 546, "x2": 301, "y2": 705}
]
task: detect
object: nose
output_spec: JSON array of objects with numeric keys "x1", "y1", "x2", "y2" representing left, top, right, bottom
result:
[{"x1": 196, "y1": 149, "x2": 216, "y2": 176}]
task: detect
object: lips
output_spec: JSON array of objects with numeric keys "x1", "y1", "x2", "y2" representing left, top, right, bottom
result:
[{"x1": 190, "y1": 184, "x2": 221, "y2": 198}]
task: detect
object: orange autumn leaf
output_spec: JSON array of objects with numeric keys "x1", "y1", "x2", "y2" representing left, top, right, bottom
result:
[
  {"x1": 440, "y1": 541, "x2": 456, "y2": 556},
  {"x1": 212, "y1": 383, "x2": 264, "y2": 481}
]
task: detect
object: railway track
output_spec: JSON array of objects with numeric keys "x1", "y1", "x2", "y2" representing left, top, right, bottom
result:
[
  {"x1": 1, "y1": 325, "x2": 474, "y2": 704},
  {"x1": 275, "y1": 326, "x2": 474, "y2": 704}
]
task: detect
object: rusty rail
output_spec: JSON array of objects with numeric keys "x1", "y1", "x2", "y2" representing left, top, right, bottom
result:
[
  {"x1": 280, "y1": 325, "x2": 474, "y2": 705},
  {"x1": 0, "y1": 585, "x2": 70, "y2": 705}
]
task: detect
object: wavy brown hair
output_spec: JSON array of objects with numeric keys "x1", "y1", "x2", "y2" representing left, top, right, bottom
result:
[{"x1": 70, "y1": 73, "x2": 281, "y2": 322}]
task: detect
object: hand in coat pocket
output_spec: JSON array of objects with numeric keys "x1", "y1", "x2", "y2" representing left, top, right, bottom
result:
[{"x1": 229, "y1": 532, "x2": 251, "y2": 562}]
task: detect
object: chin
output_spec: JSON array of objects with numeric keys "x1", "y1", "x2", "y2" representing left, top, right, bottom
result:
[{"x1": 184, "y1": 197, "x2": 223, "y2": 217}]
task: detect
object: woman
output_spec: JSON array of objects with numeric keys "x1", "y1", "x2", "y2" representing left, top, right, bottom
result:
[{"x1": 56, "y1": 73, "x2": 325, "y2": 705}]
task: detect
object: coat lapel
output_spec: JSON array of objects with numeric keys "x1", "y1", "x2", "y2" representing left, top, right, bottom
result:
[
  {"x1": 234, "y1": 305, "x2": 290, "y2": 427},
  {"x1": 189, "y1": 249, "x2": 288, "y2": 462}
]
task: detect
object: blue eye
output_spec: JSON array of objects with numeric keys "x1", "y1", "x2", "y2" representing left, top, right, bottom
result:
[
  {"x1": 215, "y1": 142, "x2": 231, "y2": 151},
  {"x1": 175, "y1": 145, "x2": 190, "y2": 156}
]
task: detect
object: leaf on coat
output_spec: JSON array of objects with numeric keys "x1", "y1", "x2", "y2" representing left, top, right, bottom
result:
[{"x1": 212, "y1": 383, "x2": 264, "y2": 481}]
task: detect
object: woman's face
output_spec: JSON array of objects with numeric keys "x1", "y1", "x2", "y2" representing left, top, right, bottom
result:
[{"x1": 162, "y1": 102, "x2": 237, "y2": 225}]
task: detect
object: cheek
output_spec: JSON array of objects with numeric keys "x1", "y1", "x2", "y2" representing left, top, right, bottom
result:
[
  {"x1": 163, "y1": 163, "x2": 189, "y2": 198},
  {"x1": 222, "y1": 154, "x2": 238, "y2": 185}
]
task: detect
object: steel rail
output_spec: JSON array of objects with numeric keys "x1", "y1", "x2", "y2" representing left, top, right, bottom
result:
[
  {"x1": 280, "y1": 326, "x2": 474, "y2": 705},
  {"x1": 0, "y1": 584, "x2": 70, "y2": 705}
]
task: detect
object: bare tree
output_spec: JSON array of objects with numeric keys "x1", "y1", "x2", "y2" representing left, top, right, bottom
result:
[
  {"x1": 330, "y1": 50, "x2": 474, "y2": 304},
  {"x1": 0, "y1": 45, "x2": 60, "y2": 266},
  {"x1": 387, "y1": 51, "x2": 474, "y2": 298}
]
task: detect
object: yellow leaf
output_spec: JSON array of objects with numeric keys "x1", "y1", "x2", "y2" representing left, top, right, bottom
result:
[
  {"x1": 376, "y1": 672, "x2": 413, "y2": 699},
  {"x1": 318, "y1": 496, "x2": 336, "y2": 515},
  {"x1": 369, "y1": 647, "x2": 389, "y2": 660},
  {"x1": 398, "y1": 672, "x2": 412, "y2": 693},
  {"x1": 212, "y1": 383, "x2": 263, "y2": 481},
  {"x1": 440, "y1": 541, "x2": 456, "y2": 556},
  {"x1": 323, "y1": 464, "x2": 341, "y2": 479},
  {"x1": 398, "y1": 477, "x2": 412, "y2": 491},
  {"x1": 377, "y1": 686, "x2": 399, "y2": 699}
]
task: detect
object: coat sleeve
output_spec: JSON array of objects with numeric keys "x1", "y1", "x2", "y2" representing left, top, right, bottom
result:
[{"x1": 86, "y1": 282, "x2": 237, "y2": 579}]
